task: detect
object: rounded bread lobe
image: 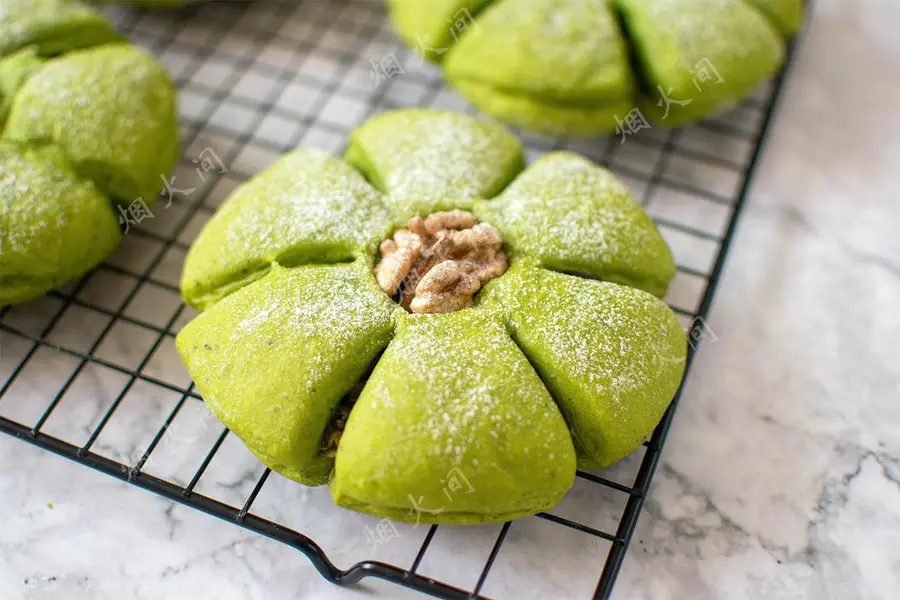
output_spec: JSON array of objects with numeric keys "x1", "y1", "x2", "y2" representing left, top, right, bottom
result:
[
  {"x1": 175, "y1": 262, "x2": 396, "y2": 486},
  {"x1": 0, "y1": 0, "x2": 123, "y2": 58},
  {"x1": 181, "y1": 149, "x2": 394, "y2": 311},
  {"x1": 0, "y1": 141, "x2": 120, "y2": 305},
  {"x1": 331, "y1": 310, "x2": 577, "y2": 525},
  {"x1": 484, "y1": 265, "x2": 687, "y2": 468},
  {"x1": 4, "y1": 43, "x2": 180, "y2": 205}
]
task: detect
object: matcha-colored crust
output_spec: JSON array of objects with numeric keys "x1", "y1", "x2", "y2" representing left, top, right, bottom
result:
[
  {"x1": 482, "y1": 264, "x2": 686, "y2": 468},
  {"x1": 387, "y1": 0, "x2": 804, "y2": 134},
  {"x1": 345, "y1": 109, "x2": 524, "y2": 218},
  {"x1": 177, "y1": 110, "x2": 687, "y2": 524},
  {"x1": 0, "y1": 142, "x2": 121, "y2": 305},
  {"x1": 5, "y1": 44, "x2": 180, "y2": 204},
  {"x1": 0, "y1": 0, "x2": 123, "y2": 58},
  {"x1": 332, "y1": 310, "x2": 576, "y2": 524},
  {"x1": 0, "y1": 4, "x2": 180, "y2": 307},
  {"x1": 177, "y1": 262, "x2": 396, "y2": 486}
]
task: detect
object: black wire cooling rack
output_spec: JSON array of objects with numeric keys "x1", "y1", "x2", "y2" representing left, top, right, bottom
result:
[{"x1": 0, "y1": 2, "x2": 801, "y2": 598}]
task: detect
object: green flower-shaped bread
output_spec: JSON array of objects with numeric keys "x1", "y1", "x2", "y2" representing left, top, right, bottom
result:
[
  {"x1": 177, "y1": 110, "x2": 687, "y2": 524},
  {"x1": 0, "y1": 2, "x2": 179, "y2": 306},
  {"x1": 387, "y1": 0, "x2": 803, "y2": 134}
]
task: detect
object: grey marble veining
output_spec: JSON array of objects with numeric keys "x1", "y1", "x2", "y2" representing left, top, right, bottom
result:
[{"x1": 1, "y1": 0, "x2": 899, "y2": 599}]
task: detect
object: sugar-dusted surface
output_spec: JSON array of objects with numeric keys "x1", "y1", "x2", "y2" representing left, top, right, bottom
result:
[
  {"x1": 2, "y1": 1, "x2": 898, "y2": 599},
  {"x1": 176, "y1": 262, "x2": 395, "y2": 486},
  {"x1": 0, "y1": 0, "x2": 121, "y2": 57},
  {"x1": 444, "y1": 0, "x2": 634, "y2": 103},
  {"x1": 622, "y1": 0, "x2": 787, "y2": 124},
  {"x1": 332, "y1": 309, "x2": 576, "y2": 523},
  {"x1": 4, "y1": 44, "x2": 179, "y2": 204},
  {"x1": 477, "y1": 152, "x2": 675, "y2": 298},
  {"x1": 181, "y1": 149, "x2": 394, "y2": 310},
  {"x1": 0, "y1": 142, "x2": 120, "y2": 305},
  {"x1": 488, "y1": 265, "x2": 685, "y2": 468},
  {"x1": 344, "y1": 109, "x2": 524, "y2": 216},
  {"x1": 389, "y1": 0, "x2": 801, "y2": 134}
]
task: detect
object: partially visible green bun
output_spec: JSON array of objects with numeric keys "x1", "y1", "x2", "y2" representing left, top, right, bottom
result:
[
  {"x1": 0, "y1": 49, "x2": 45, "y2": 126},
  {"x1": 0, "y1": 141, "x2": 120, "y2": 306},
  {"x1": 0, "y1": 0, "x2": 123, "y2": 57},
  {"x1": 4, "y1": 44, "x2": 180, "y2": 205},
  {"x1": 619, "y1": 0, "x2": 785, "y2": 127},
  {"x1": 0, "y1": 3, "x2": 181, "y2": 307},
  {"x1": 387, "y1": 0, "x2": 804, "y2": 134}
]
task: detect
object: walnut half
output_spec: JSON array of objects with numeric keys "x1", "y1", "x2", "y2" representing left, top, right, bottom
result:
[{"x1": 373, "y1": 210, "x2": 507, "y2": 314}]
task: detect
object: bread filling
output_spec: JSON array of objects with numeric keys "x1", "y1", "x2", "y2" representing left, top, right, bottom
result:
[
  {"x1": 373, "y1": 210, "x2": 507, "y2": 314},
  {"x1": 319, "y1": 401, "x2": 353, "y2": 459}
]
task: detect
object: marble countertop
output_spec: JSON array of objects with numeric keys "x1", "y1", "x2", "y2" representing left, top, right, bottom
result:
[{"x1": 1, "y1": 0, "x2": 898, "y2": 599}]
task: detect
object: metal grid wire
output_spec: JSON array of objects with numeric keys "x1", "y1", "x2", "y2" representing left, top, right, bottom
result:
[{"x1": 0, "y1": 2, "x2": 800, "y2": 598}]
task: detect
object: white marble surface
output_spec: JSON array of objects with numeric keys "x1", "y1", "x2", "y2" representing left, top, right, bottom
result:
[{"x1": 1, "y1": 0, "x2": 899, "y2": 599}]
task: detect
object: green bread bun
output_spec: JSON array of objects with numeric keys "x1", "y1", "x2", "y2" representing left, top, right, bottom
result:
[
  {"x1": 0, "y1": 141, "x2": 120, "y2": 306},
  {"x1": 443, "y1": 0, "x2": 636, "y2": 134},
  {"x1": 619, "y1": 0, "x2": 785, "y2": 127},
  {"x1": 4, "y1": 44, "x2": 180, "y2": 205},
  {"x1": 0, "y1": 4, "x2": 180, "y2": 307},
  {"x1": 0, "y1": 0, "x2": 123, "y2": 58},
  {"x1": 177, "y1": 109, "x2": 687, "y2": 524},
  {"x1": 387, "y1": 0, "x2": 804, "y2": 134}
]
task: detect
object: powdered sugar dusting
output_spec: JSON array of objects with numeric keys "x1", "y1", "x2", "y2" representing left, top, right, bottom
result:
[
  {"x1": 478, "y1": 151, "x2": 674, "y2": 297},
  {"x1": 335, "y1": 309, "x2": 575, "y2": 506},
  {"x1": 5, "y1": 44, "x2": 178, "y2": 203},
  {"x1": 176, "y1": 262, "x2": 395, "y2": 485},
  {"x1": 492, "y1": 265, "x2": 686, "y2": 464},
  {"x1": 182, "y1": 149, "x2": 394, "y2": 309},
  {"x1": 1, "y1": 142, "x2": 119, "y2": 304},
  {"x1": 0, "y1": 0, "x2": 119, "y2": 56},
  {"x1": 347, "y1": 109, "x2": 524, "y2": 214}
]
